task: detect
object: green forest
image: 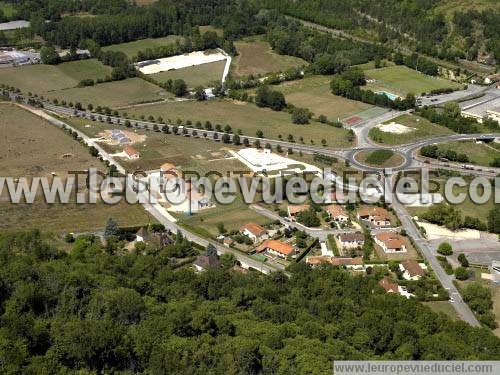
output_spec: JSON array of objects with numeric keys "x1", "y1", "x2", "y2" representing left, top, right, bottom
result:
[{"x1": 0, "y1": 230, "x2": 499, "y2": 374}]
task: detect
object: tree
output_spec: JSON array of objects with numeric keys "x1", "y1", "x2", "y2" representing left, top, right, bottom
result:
[
  {"x1": 454, "y1": 267, "x2": 469, "y2": 280},
  {"x1": 206, "y1": 243, "x2": 218, "y2": 257},
  {"x1": 104, "y1": 217, "x2": 120, "y2": 238},
  {"x1": 194, "y1": 86, "x2": 206, "y2": 101},
  {"x1": 256, "y1": 130, "x2": 264, "y2": 138},
  {"x1": 40, "y1": 46, "x2": 60, "y2": 65},
  {"x1": 487, "y1": 206, "x2": 500, "y2": 233},
  {"x1": 172, "y1": 79, "x2": 188, "y2": 97},
  {"x1": 220, "y1": 253, "x2": 237, "y2": 269},
  {"x1": 443, "y1": 101, "x2": 461, "y2": 118},
  {"x1": 458, "y1": 253, "x2": 469, "y2": 267},
  {"x1": 292, "y1": 108, "x2": 310, "y2": 124},
  {"x1": 217, "y1": 222, "x2": 227, "y2": 234},
  {"x1": 437, "y1": 242, "x2": 453, "y2": 256}
]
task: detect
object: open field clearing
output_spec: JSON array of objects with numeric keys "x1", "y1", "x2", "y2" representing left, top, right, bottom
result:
[
  {"x1": 232, "y1": 39, "x2": 307, "y2": 77},
  {"x1": 66, "y1": 118, "x2": 251, "y2": 175},
  {"x1": 423, "y1": 301, "x2": 460, "y2": 321},
  {"x1": 0, "y1": 103, "x2": 153, "y2": 233},
  {"x1": 124, "y1": 99, "x2": 355, "y2": 147},
  {"x1": 151, "y1": 60, "x2": 227, "y2": 87},
  {"x1": 0, "y1": 59, "x2": 112, "y2": 94},
  {"x1": 363, "y1": 65, "x2": 461, "y2": 96},
  {"x1": 273, "y1": 75, "x2": 372, "y2": 121},
  {"x1": 0, "y1": 103, "x2": 101, "y2": 177},
  {"x1": 369, "y1": 114, "x2": 454, "y2": 145},
  {"x1": 427, "y1": 140, "x2": 500, "y2": 167},
  {"x1": 47, "y1": 78, "x2": 167, "y2": 109},
  {"x1": 102, "y1": 35, "x2": 184, "y2": 59},
  {"x1": 0, "y1": 2, "x2": 16, "y2": 18}
]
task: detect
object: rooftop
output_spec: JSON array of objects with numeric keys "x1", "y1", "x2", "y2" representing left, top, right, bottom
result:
[{"x1": 256, "y1": 240, "x2": 294, "y2": 256}]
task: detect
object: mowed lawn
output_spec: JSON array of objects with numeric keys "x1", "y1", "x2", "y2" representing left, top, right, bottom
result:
[
  {"x1": 0, "y1": 103, "x2": 153, "y2": 233},
  {"x1": 46, "y1": 78, "x2": 168, "y2": 109},
  {"x1": 151, "y1": 60, "x2": 227, "y2": 88},
  {"x1": 273, "y1": 75, "x2": 372, "y2": 121},
  {"x1": 233, "y1": 39, "x2": 307, "y2": 77},
  {"x1": 124, "y1": 99, "x2": 355, "y2": 147},
  {"x1": 369, "y1": 114, "x2": 454, "y2": 145},
  {"x1": 432, "y1": 140, "x2": 500, "y2": 167},
  {"x1": 0, "y1": 59, "x2": 112, "y2": 94},
  {"x1": 102, "y1": 35, "x2": 184, "y2": 59},
  {"x1": 363, "y1": 65, "x2": 461, "y2": 96}
]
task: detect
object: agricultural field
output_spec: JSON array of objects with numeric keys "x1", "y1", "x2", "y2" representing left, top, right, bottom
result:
[
  {"x1": 123, "y1": 99, "x2": 356, "y2": 147},
  {"x1": 363, "y1": 65, "x2": 462, "y2": 96},
  {"x1": 151, "y1": 60, "x2": 226, "y2": 88},
  {"x1": 232, "y1": 39, "x2": 307, "y2": 77},
  {"x1": 0, "y1": 59, "x2": 112, "y2": 94},
  {"x1": 102, "y1": 35, "x2": 184, "y2": 59},
  {"x1": 47, "y1": 78, "x2": 168, "y2": 109},
  {"x1": 369, "y1": 114, "x2": 454, "y2": 145},
  {"x1": 0, "y1": 103, "x2": 153, "y2": 233},
  {"x1": 272, "y1": 75, "x2": 373, "y2": 121},
  {"x1": 355, "y1": 149, "x2": 404, "y2": 168},
  {"x1": 425, "y1": 140, "x2": 500, "y2": 167}
]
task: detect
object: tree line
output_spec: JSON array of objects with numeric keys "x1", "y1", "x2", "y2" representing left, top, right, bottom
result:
[{"x1": 0, "y1": 229, "x2": 499, "y2": 373}]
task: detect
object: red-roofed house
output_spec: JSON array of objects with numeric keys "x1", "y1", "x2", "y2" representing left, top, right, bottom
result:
[
  {"x1": 374, "y1": 232, "x2": 407, "y2": 253},
  {"x1": 288, "y1": 204, "x2": 310, "y2": 219},
  {"x1": 240, "y1": 223, "x2": 268, "y2": 243},
  {"x1": 326, "y1": 205, "x2": 349, "y2": 222},
  {"x1": 378, "y1": 277, "x2": 399, "y2": 294},
  {"x1": 123, "y1": 146, "x2": 140, "y2": 160},
  {"x1": 399, "y1": 259, "x2": 425, "y2": 280},
  {"x1": 256, "y1": 240, "x2": 295, "y2": 259},
  {"x1": 357, "y1": 207, "x2": 391, "y2": 227}
]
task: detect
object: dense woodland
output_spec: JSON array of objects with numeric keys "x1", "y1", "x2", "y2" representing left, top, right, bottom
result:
[{"x1": 0, "y1": 230, "x2": 499, "y2": 374}]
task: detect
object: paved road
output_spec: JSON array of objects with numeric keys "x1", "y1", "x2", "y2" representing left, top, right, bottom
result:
[
  {"x1": 17, "y1": 103, "x2": 285, "y2": 274},
  {"x1": 390, "y1": 175, "x2": 481, "y2": 327},
  {"x1": 250, "y1": 204, "x2": 358, "y2": 241}
]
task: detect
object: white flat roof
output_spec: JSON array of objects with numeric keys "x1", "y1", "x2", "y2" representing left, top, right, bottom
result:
[{"x1": 136, "y1": 50, "x2": 227, "y2": 75}]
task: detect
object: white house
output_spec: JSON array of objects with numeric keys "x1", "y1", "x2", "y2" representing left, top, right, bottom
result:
[
  {"x1": 240, "y1": 223, "x2": 268, "y2": 243},
  {"x1": 399, "y1": 259, "x2": 425, "y2": 280}
]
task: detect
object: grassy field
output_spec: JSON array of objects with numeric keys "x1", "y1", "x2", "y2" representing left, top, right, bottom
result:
[
  {"x1": 407, "y1": 177, "x2": 496, "y2": 222},
  {"x1": 123, "y1": 99, "x2": 355, "y2": 146},
  {"x1": 66, "y1": 117, "x2": 251, "y2": 175},
  {"x1": 0, "y1": 1, "x2": 16, "y2": 18},
  {"x1": 47, "y1": 78, "x2": 167, "y2": 109},
  {"x1": 369, "y1": 114, "x2": 454, "y2": 145},
  {"x1": 430, "y1": 141, "x2": 500, "y2": 167},
  {"x1": 363, "y1": 65, "x2": 461, "y2": 96},
  {"x1": 355, "y1": 149, "x2": 404, "y2": 168},
  {"x1": 423, "y1": 301, "x2": 460, "y2": 321},
  {"x1": 0, "y1": 59, "x2": 112, "y2": 94},
  {"x1": 199, "y1": 25, "x2": 224, "y2": 37},
  {"x1": 151, "y1": 60, "x2": 226, "y2": 88},
  {"x1": 102, "y1": 35, "x2": 184, "y2": 59},
  {"x1": 232, "y1": 39, "x2": 307, "y2": 77},
  {"x1": 272, "y1": 75, "x2": 372, "y2": 121},
  {"x1": 0, "y1": 103, "x2": 153, "y2": 233}
]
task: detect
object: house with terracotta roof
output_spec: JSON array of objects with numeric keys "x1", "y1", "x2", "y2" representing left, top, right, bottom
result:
[
  {"x1": 240, "y1": 223, "x2": 268, "y2": 243},
  {"x1": 256, "y1": 239, "x2": 294, "y2": 259},
  {"x1": 378, "y1": 277, "x2": 399, "y2": 294},
  {"x1": 374, "y1": 232, "x2": 407, "y2": 253},
  {"x1": 287, "y1": 204, "x2": 310, "y2": 219},
  {"x1": 326, "y1": 205, "x2": 349, "y2": 222},
  {"x1": 223, "y1": 237, "x2": 234, "y2": 248},
  {"x1": 123, "y1": 146, "x2": 140, "y2": 160},
  {"x1": 399, "y1": 259, "x2": 425, "y2": 280},
  {"x1": 337, "y1": 232, "x2": 365, "y2": 250},
  {"x1": 357, "y1": 207, "x2": 391, "y2": 227}
]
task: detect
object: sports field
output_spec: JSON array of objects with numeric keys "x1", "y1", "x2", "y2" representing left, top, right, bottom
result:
[
  {"x1": 232, "y1": 39, "x2": 307, "y2": 77},
  {"x1": 151, "y1": 60, "x2": 227, "y2": 88},
  {"x1": 363, "y1": 65, "x2": 461, "y2": 96},
  {"x1": 123, "y1": 99, "x2": 356, "y2": 147},
  {"x1": 47, "y1": 78, "x2": 168, "y2": 109},
  {"x1": 273, "y1": 75, "x2": 373, "y2": 121},
  {"x1": 0, "y1": 59, "x2": 112, "y2": 94},
  {"x1": 369, "y1": 114, "x2": 454, "y2": 145},
  {"x1": 102, "y1": 35, "x2": 184, "y2": 59},
  {"x1": 0, "y1": 103, "x2": 153, "y2": 233}
]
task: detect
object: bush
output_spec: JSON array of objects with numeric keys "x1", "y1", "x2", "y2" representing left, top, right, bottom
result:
[
  {"x1": 458, "y1": 253, "x2": 469, "y2": 267},
  {"x1": 437, "y1": 242, "x2": 453, "y2": 256},
  {"x1": 454, "y1": 266, "x2": 469, "y2": 280}
]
